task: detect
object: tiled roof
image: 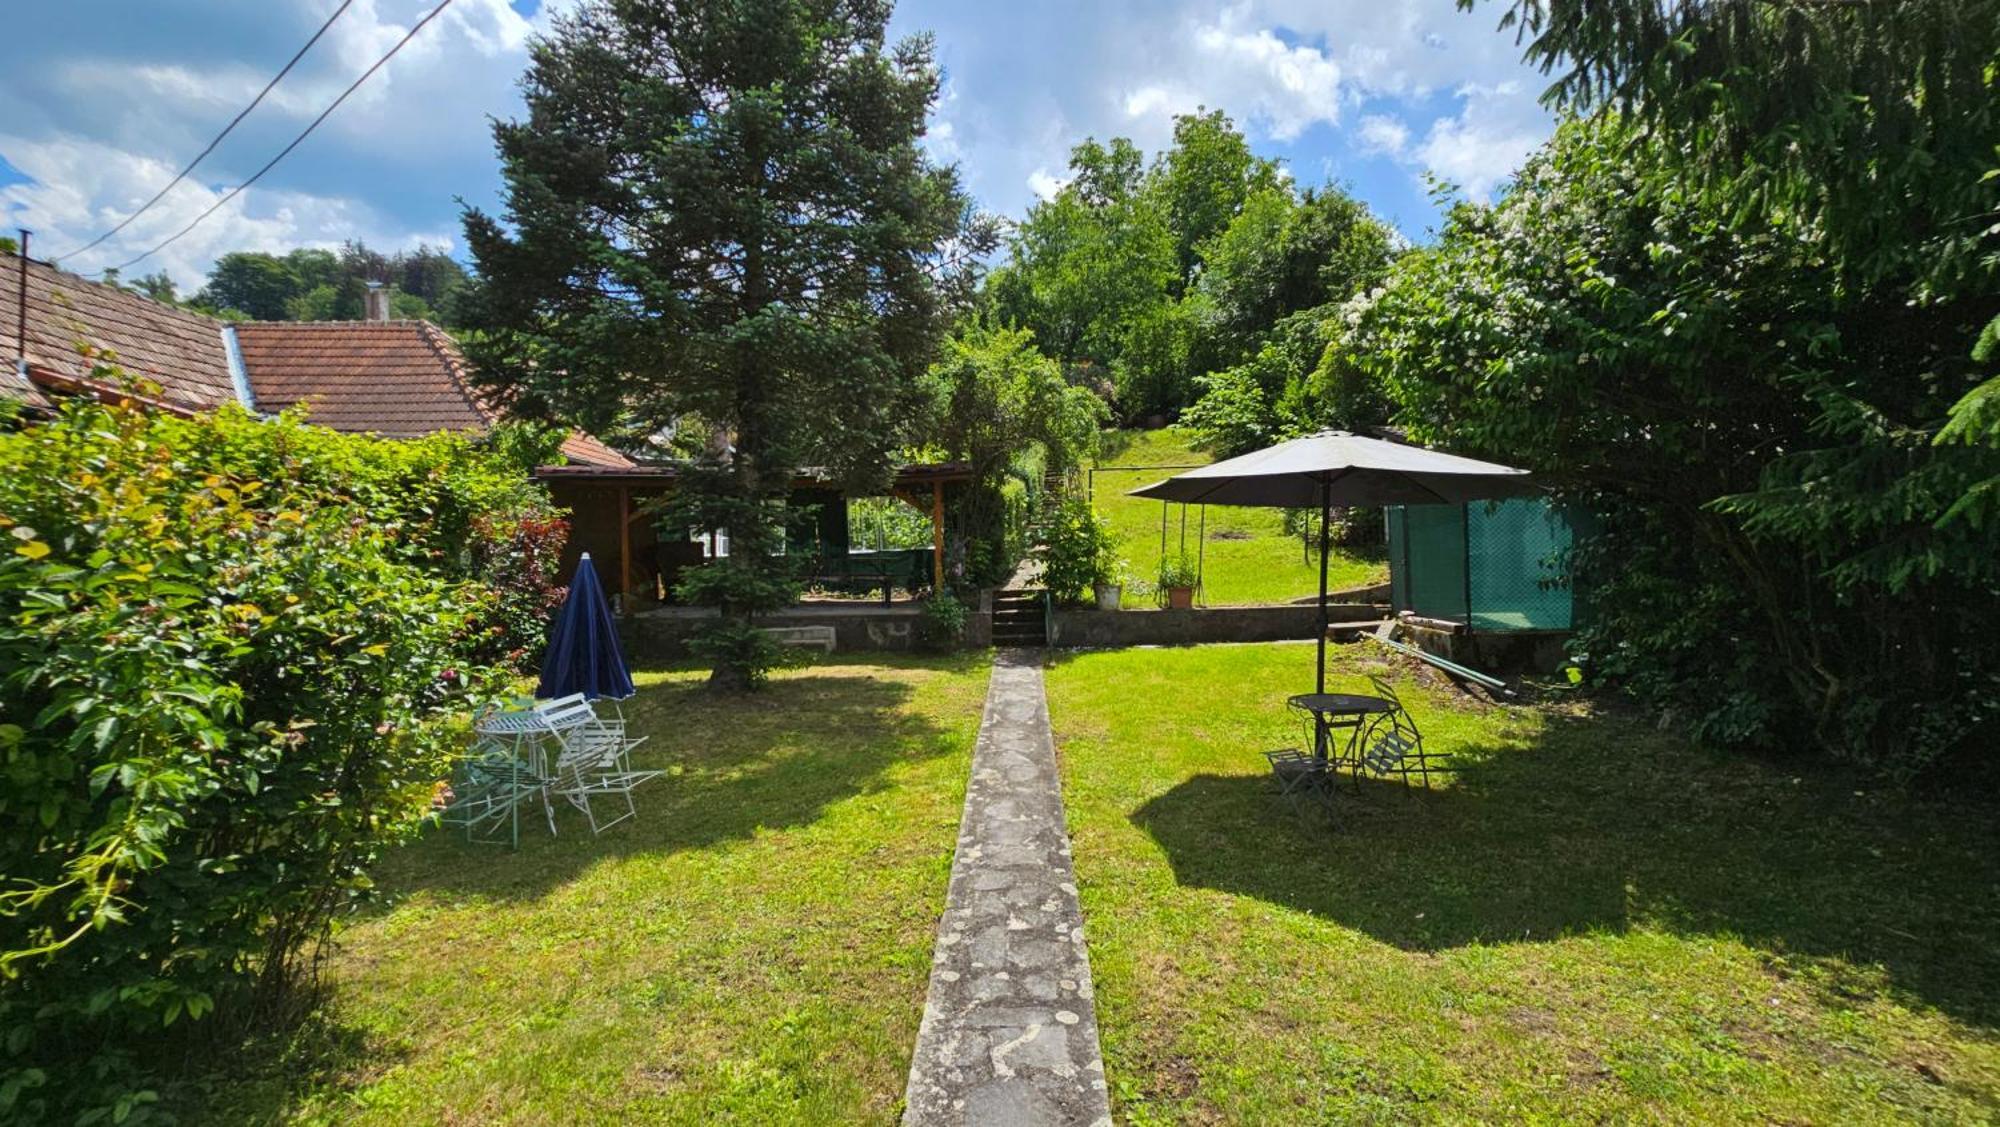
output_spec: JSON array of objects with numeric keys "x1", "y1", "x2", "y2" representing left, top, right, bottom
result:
[
  {"x1": 0, "y1": 252, "x2": 631, "y2": 467},
  {"x1": 558, "y1": 430, "x2": 636, "y2": 468},
  {"x1": 2, "y1": 363, "x2": 51, "y2": 411},
  {"x1": 235, "y1": 319, "x2": 635, "y2": 466},
  {"x1": 0, "y1": 253, "x2": 235, "y2": 412},
  {"x1": 235, "y1": 320, "x2": 492, "y2": 437}
]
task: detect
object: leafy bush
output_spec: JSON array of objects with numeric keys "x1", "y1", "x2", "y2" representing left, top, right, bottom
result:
[
  {"x1": 917, "y1": 589, "x2": 969, "y2": 651},
  {"x1": 0, "y1": 389, "x2": 549, "y2": 1120},
  {"x1": 190, "y1": 409, "x2": 569, "y2": 667},
  {"x1": 1179, "y1": 362, "x2": 1273, "y2": 458},
  {"x1": 920, "y1": 326, "x2": 1109, "y2": 588},
  {"x1": 1350, "y1": 116, "x2": 2000, "y2": 775},
  {"x1": 1181, "y1": 309, "x2": 1388, "y2": 459},
  {"x1": 1034, "y1": 494, "x2": 1117, "y2": 605}
]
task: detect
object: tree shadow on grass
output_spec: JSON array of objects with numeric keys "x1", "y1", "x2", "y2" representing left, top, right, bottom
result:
[
  {"x1": 1095, "y1": 428, "x2": 1142, "y2": 464},
  {"x1": 372, "y1": 662, "x2": 968, "y2": 903},
  {"x1": 178, "y1": 1009, "x2": 395, "y2": 1125},
  {"x1": 1130, "y1": 711, "x2": 2000, "y2": 1029},
  {"x1": 178, "y1": 657, "x2": 981, "y2": 1123}
]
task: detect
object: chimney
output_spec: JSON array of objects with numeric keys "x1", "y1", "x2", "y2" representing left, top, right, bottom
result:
[{"x1": 363, "y1": 281, "x2": 391, "y2": 322}]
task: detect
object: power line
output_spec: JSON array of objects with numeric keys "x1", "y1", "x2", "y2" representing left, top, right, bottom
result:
[
  {"x1": 92, "y1": 0, "x2": 456, "y2": 278},
  {"x1": 54, "y1": 0, "x2": 357, "y2": 265}
]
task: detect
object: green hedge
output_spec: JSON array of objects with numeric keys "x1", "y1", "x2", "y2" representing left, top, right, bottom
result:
[{"x1": 0, "y1": 388, "x2": 564, "y2": 1122}]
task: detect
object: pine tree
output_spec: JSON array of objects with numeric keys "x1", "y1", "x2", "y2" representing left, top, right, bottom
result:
[{"x1": 462, "y1": 0, "x2": 977, "y2": 689}]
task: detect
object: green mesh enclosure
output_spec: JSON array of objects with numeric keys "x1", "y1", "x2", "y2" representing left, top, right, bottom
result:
[
  {"x1": 1386, "y1": 499, "x2": 1575, "y2": 631},
  {"x1": 1389, "y1": 504, "x2": 1471, "y2": 623}
]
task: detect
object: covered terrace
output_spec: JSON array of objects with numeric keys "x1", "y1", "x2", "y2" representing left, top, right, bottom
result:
[{"x1": 534, "y1": 461, "x2": 974, "y2": 610}]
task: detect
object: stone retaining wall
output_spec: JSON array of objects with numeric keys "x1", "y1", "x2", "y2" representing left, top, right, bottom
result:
[
  {"x1": 1050, "y1": 602, "x2": 1386, "y2": 649},
  {"x1": 621, "y1": 591, "x2": 994, "y2": 661}
]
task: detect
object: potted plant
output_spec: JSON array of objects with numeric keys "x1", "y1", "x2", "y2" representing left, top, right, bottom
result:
[
  {"x1": 1156, "y1": 554, "x2": 1199, "y2": 610},
  {"x1": 1096, "y1": 559, "x2": 1128, "y2": 611},
  {"x1": 1093, "y1": 556, "x2": 1128, "y2": 611}
]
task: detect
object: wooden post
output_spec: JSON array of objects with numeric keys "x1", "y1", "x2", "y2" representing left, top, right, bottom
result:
[
  {"x1": 618, "y1": 486, "x2": 632, "y2": 615},
  {"x1": 931, "y1": 481, "x2": 945, "y2": 591}
]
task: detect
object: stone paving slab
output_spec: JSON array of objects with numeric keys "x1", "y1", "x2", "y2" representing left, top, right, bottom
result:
[{"x1": 903, "y1": 650, "x2": 1111, "y2": 1127}]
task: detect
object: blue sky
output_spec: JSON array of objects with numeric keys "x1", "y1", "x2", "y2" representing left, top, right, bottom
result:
[{"x1": 0, "y1": 1, "x2": 1557, "y2": 291}]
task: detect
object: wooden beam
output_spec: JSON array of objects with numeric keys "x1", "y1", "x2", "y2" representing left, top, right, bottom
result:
[
  {"x1": 618, "y1": 486, "x2": 632, "y2": 615},
  {"x1": 931, "y1": 481, "x2": 945, "y2": 591}
]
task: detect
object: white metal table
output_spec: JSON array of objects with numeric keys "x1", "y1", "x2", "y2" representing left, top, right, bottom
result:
[{"x1": 458, "y1": 706, "x2": 584, "y2": 847}]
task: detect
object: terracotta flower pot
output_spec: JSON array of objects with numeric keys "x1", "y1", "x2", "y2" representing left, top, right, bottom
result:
[{"x1": 1167, "y1": 585, "x2": 1194, "y2": 610}]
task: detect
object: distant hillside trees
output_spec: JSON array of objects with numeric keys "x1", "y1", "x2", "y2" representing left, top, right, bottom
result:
[
  {"x1": 166, "y1": 242, "x2": 470, "y2": 325},
  {"x1": 984, "y1": 109, "x2": 1397, "y2": 436}
]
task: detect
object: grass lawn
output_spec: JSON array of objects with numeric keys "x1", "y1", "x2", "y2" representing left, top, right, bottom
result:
[
  {"x1": 1045, "y1": 642, "x2": 2000, "y2": 1123},
  {"x1": 1090, "y1": 429, "x2": 1385, "y2": 608},
  {"x1": 202, "y1": 653, "x2": 990, "y2": 1125}
]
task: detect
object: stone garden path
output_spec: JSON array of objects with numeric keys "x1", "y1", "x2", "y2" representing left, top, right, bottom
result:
[{"x1": 902, "y1": 651, "x2": 1111, "y2": 1127}]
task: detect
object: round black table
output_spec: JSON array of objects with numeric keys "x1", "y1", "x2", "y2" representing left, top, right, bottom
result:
[{"x1": 1287, "y1": 692, "x2": 1395, "y2": 764}]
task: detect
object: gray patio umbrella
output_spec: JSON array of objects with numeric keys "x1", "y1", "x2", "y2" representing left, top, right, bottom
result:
[{"x1": 1129, "y1": 431, "x2": 1536, "y2": 692}]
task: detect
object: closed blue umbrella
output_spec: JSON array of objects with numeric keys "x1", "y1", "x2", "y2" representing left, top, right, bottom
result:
[{"x1": 537, "y1": 552, "x2": 635, "y2": 702}]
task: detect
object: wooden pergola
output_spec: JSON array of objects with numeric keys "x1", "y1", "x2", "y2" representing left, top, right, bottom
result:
[{"x1": 533, "y1": 461, "x2": 974, "y2": 603}]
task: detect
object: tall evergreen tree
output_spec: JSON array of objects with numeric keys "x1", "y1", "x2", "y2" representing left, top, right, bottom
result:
[{"x1": 461, "y1": 0, "x2": 977, "y2": 689}]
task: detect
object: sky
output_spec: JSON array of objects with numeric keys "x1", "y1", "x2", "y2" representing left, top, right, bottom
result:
[{"x1": 0, "y1": 0, "x2": 1559, "y2": 293}]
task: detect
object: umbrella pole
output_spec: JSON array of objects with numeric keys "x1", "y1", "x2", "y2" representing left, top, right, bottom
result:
[{"x1": 1317, "y1": 478, "x2": 1330, "y2": 695}]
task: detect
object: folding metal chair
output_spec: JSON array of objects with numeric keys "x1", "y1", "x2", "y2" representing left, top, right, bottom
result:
[
  {"x1": 1361, "y1": 675, "x2": 1444, "y2": 790},
  {"x1": 540, "y1": 698, "x2": 661, "y2": 834},
  {"x1": 440, "y1": 737, "x2": 548, "y2": 848},
  {"x1": 1265, "y1": 694, "x2": 1343, "y2": 824},
  {"x1": 1264, "y1": 748, "x2": 1337, "y2": 824}
]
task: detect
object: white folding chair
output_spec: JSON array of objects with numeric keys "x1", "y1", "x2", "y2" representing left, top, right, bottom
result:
[
  {"x1": 534, "y1": 699, "x2": 659, "y2": 833},
  {"x1": 540, "y1": 696, "x2": 648, "y2": 769}
]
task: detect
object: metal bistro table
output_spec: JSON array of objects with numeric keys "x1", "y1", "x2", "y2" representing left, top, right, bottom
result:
[
  {"x1": 1287, "y1": 692, "x2": 1397, "y2": 779},
  {"x1": 464, "y1": 705, "x2": 570, "y2": 847}
]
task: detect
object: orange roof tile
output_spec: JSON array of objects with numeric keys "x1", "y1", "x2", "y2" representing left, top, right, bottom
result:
[
  {"x1": 557, "y1": 430, "x2": 636, "y2": 468},
  {"x1": 0, "y1": 253, "x2": 235, "y2": 412},
  {"x1": 235, "y1": 320, "x2": 492, "y2": 436},
  {"x1": 0, "y1": 252, "x2": 629, "y2": 467}
]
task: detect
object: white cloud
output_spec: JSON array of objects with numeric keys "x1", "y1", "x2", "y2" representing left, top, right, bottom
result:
[
  {"x1": 2, "y1": 132, "x2": 451, "y2": 292},
  {"x1": 1116, "y1": 9, "x2": 1344, "y2": 142},
  {"x1": 1411, "y1": 82, "x2": 1547, "y2": 199},
  {"x1": 903, "y1": 0, "x2": 1553, "y2": 227},
  {"x1": 1356, "y1": 114, "x2": 1410, "y2": 156},
  {"x1": 1185, "y1": 15, "x2": 1345, "y2": 139},
  {"x1": 1027, "y1": 168, "x2": 1070, "y2": 201},
  {"x1": 1123, "y1": 86, "x2": 1189, "y2": 121},
  {"x1": 925, "y1": 119, "x2": 963, "y2": 164},
  {"x1": 0, "y1": 0, "x2": 546, "y2": 287}
]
